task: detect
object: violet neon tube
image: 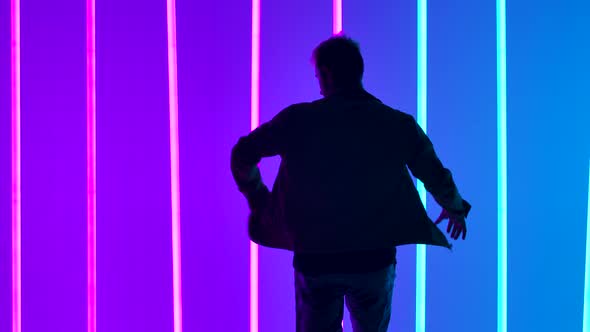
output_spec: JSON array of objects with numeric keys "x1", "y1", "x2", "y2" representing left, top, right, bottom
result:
[
  {"x1": 250, "y1": 0, "x2": 261, "y2": 331},
  {"x1": 166, "y1": 0, "x2": 184, "y2": 331},
  {"x1": 86, "y1": 0, "x2": 97, "y2": 330},
  {"x1": 11, "y1": 0, "x2": 22, "y2": 330}
]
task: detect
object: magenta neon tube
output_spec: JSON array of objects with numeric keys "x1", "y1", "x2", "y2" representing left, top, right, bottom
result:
[
  {"x1": 166, "y1": 0, "x2": 184, "y2": 330},
  {"x1": 333, "y1": 0, "x2": 342, "y2": 34},
  {"x1": 11, "y1": 0, "x2": 21, "y2": 330},
  {"x1": 86, "y1": 0, "x2": 97, "y2": 330},
  {"x1": 250, "y1": 0, "x2": 261, "y2": 331},
  {"x1": 333, "y1": 0, "x2": 343, "y2": 328}
]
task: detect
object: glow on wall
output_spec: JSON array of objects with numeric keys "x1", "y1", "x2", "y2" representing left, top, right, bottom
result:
[
  {"x1": 250, "y1": 0, "x2": 261, "y2": 331},
  {"x1": 496, "y1": 0, "x2": 507, "y2": 331},
  {"x1": 11, "y1": 0, "x2": 22, "y2": 330},
  {"x1": 86, "y1": 0, "x2": 97, "y2": 330},
  {"x1": 416, "y1": 0, "x2": 427, "y2": 331},
  {"x1": 166, "y1": 0, "x2": 184, "y2": 330}
]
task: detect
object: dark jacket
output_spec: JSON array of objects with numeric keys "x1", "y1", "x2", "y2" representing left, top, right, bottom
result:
[{"x1": 231, "y1": 89, "x2": 470, "y2": 253}]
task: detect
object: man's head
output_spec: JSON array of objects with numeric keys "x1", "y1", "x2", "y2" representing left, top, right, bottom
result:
[{"x1": 312, "y1": 35, "x2": 364, "y2": 96}]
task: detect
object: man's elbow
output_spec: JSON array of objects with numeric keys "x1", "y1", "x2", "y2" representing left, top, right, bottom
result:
[
  {"x1": 231, "y1": 136, "x2": 261, "y2": 174},
  {"x1": 231, "y1": 137, "x2": 246, "y2": 169}
]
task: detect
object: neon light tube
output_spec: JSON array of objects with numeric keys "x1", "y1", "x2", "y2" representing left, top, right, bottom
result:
[
  {"x1": 11, "y1": 0, "x2": 21, "y2": 330},
  {"x1": 250, "y1": 0, "x2": 261, "y2": 331},
  {"x1": 251, "y1": 0, "x2": 260, "y2": 133},
  {"x1": 166, "y1": 0, "x2": 183, "y2": 330},
  {"x1": 333, "y1": 0, "x2": 342, "y2": 34},
  {"x1": 416, "y1": 0, "x2": 427, "y2": 331},
  {"x1": 86, "y1": 0, "x2": 97, "y2": 330},
  {"x1": 496, "y1": 0, "x2": 507, "y2": 331},
  {"x1": 583, "y1": 160, "x2": 590, "y2": 332},
  {"x1": 331, "y1": 0, "x2": 344, "y2": 327}
]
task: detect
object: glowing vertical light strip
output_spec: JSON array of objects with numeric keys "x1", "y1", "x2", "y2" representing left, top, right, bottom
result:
[
  {"x1": 496, "y1": 0, "x2": 507, "y2": 331},
  {"x1": 331, "y1": 0, "x2": 346, "y2": 327},
  {"x1": 332, "y1": 0, "x2": 342, "y2": 34},
  {"x1": 584, "y1": 160, "x2": 590, "y2": 332},
  {"x1": 415, "y1": 0, "x2": 427, "y2": 331},
  {"x1": 166, "y1": 0, "x2": 183, "y2": 330},
  {"x1": 251, "y1": 0, "x2": 260, "y2": 133},
  {"x1": 86, "y1": 0, "x2": 97, "y2": 330},
  {"x1": 250, "y1": 0, "x2": 260, "y2": 331},
  {"x1": 333, "y1": 0, "x2": 344, "y2": 327},
  {"x1": 10, "y1": 0, "x2": 21, "y2": 330}
]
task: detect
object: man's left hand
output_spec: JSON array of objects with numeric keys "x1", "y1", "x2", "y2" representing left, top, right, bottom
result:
[{"x1": 434, "y1": 209, "x2": 467, "y2": 240}]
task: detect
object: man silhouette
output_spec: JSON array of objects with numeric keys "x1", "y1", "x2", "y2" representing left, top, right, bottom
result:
[{"x1": 231, "y1": 35, "x2": 471, "y2": 332}]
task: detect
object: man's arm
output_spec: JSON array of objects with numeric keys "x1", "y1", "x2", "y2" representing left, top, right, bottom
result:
[
  {"x1": 405, "y1": 115, "x2": 471, "y2": 218},
  {"x1": 230, "y1": 105, "x2": 295, "y2": 208}
]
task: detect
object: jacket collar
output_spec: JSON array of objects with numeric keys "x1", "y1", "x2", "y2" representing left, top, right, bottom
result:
[{"x1": 330, "y1": 87, "x2": 382, "y2": 103}]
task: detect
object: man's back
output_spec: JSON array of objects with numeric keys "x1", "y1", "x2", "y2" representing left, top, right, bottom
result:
[
  {"x1": 231, "y1": 35, "x2": 470, "y2": 332},
  {"x1": 233, "y1": 88, "x2": 463, "y2": 254}
]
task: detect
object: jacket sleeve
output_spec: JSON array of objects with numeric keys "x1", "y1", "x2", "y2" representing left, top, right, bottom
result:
[
  {"x1": 405, "y1": 115, "x2": 471, "y2": 217},
  {"x1": 230, "y1": 105, "x2": 295, "y2": 197}
]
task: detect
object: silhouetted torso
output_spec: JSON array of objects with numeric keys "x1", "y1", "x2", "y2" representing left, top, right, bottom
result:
[{"x1": 231, "y1": 88, "x2": 468, "y2": 265}]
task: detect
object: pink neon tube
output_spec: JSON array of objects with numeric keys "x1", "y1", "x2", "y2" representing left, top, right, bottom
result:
[
  {"x1": 251, "y1": 0, "x2": 260, "y2": 331},
  {"x1": 333, "y1": 0, "x2": 342, "y2": 34},
  {"x1": 333, "y1": 0, "x2": 343, "y2": 328},
  {"x1": 11, "y1": 0, "x2": 21, "y2": 330},
  {"x1": 86, "y1": 0, "x2": 97, "y2": 330},
  {"x1": 166, "y1": 0, "x2": 183, "y2": 331}
]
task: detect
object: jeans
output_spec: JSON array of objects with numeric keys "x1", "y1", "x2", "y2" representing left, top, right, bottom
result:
[{"x1": 295, "y1": 264, "x2": 396, "y2": 332}]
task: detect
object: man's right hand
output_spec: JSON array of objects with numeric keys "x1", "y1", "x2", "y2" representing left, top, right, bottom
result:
[{"x1": 434, "y1": 209, "x2": 467, "y2": 240}]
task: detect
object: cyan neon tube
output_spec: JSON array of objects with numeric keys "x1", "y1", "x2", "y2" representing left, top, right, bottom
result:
[
  {"x1": 416, "y1": 0, "x2": 427, "y2": 331},
  {"x1": 496, "y1": 0, "x2": 507, "y2": 331}
]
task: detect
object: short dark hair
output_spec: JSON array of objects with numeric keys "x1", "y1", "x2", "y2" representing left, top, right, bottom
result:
[{"x1": 312, "y1": 35, "x2": 364, "y2": 87}]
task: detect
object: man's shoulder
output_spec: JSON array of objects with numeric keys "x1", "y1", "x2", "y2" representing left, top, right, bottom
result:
[
  {"x1": 274, "y1": 102, "x2": 309, "y2": 121},
  {"x1": 310, "y1": 97, "x2": 328, "y2": 105},
  {"x1": 308, "y1": 94, "x2": 407, "y2": 115},
  {"x1": 286, "y1": 102, "x2": 312, "y2": 110},
  {"x1": 363, "y1": 100, "x2": 413, "y2": 122},
  {"x1": 284, "y1": 98, "x2": 413, "y2": 123},
  {"x1": 388, "y1": 107, "x2": 414, "y2": 121},
  {"x1": 274, "y1": 102, "x2": 311, "y2": 119}
]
